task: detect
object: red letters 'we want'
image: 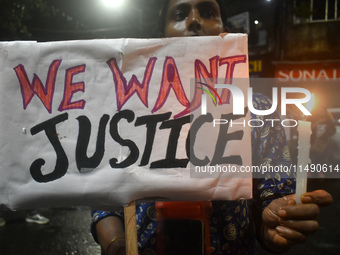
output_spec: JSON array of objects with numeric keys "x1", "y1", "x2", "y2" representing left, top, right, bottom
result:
[
  {"x1": 14, "y1": 55, "x2": 246, "y2": 116},
  {"x1": 14, "y1": 60, "x2": 86, "y2": 113}
]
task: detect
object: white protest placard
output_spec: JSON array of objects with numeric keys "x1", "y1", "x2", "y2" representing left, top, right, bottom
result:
[{"x1": 0, "y1": 35, "x2": 252, "y2": 210}]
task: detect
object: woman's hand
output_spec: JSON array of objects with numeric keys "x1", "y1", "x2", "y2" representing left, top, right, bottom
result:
[
  {"x1": 96, "y1": 216, "x2": 126, "y2": 255},
  {"x1": 261, "y1": 190, "x2": 333, "y2": 253}
]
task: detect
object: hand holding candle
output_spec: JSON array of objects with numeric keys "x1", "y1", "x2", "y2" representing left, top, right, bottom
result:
[{"x1": 262, "y1": 93, "x2": 333, "y2": 251}]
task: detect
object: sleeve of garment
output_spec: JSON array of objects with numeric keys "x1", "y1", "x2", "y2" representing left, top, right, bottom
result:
[{"x1": 251, "y1": 93, "x2": 295, "y2": 204}]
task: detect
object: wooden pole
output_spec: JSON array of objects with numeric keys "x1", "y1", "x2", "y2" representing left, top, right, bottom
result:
[{"x1": 124, "y1": 201, "x2": 138, "y2": 254}]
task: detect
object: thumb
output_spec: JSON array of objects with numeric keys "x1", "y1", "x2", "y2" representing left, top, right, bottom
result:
[
  {"x1": 263, "y1": 196, "x2": 290, "y2": 225},
  {"x1": 301, "y1": 190, "x2": 333, "y2": 207}
]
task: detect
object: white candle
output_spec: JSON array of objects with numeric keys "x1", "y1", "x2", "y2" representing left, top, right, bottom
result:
[{"x1": 296, "y1": 120, "x2": 312, "y2": 204}]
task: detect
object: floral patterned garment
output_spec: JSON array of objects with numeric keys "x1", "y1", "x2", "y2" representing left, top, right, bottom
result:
[{"x1": 91, "y1": 93, "x2": 295, "y2": 255}]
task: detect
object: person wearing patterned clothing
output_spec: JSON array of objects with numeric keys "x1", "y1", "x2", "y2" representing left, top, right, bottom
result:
[{"x1": 91, "y1": 1, "x2": 333, "y2": 254}]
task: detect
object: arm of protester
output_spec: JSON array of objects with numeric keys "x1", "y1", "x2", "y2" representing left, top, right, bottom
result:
[
  {"x1": 96, "y1": 216, "x2": 126, "y2": 255},
  {"x1": 261, "y1": 190, "x2": 333, "y2": 253}
]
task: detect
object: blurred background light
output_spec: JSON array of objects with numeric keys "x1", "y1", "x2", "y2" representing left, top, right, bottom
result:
[
  {"x1": 101, "y1": 0, "x2": 125, "y2": 8},
  {"x1": 305, "y1": 93, "x2": 316, "y2": 113}
]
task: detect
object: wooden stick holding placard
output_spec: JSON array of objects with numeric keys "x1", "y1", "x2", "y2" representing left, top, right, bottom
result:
[{"x1": 124, "y1": 201, "x2": 138, "y2": 254}]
